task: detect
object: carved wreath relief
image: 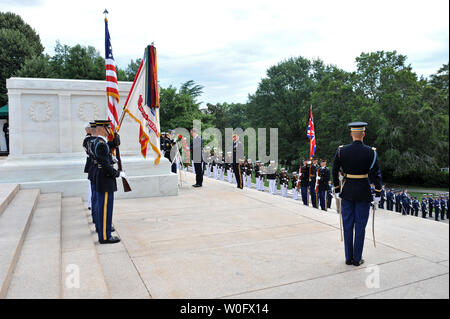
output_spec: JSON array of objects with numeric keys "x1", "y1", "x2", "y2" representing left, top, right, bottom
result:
[{"x1": 29, "y1": 102, "x2": 53, "y2": 122}]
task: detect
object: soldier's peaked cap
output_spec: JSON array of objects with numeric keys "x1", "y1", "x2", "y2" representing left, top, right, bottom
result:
[
  {"x1": 89, "y1": 122, "x2": 97, "y2": 128},
  {"x1": 94, "y1": 120, "x2": 111, "y2": 127},
  {"x1": 348, "y1": 121, "x2": 368, "y2": 131}
]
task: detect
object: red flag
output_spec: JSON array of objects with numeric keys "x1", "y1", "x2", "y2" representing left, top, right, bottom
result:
[{"x1": 307, "y1": 106, "x2": 316, "y2": 157}]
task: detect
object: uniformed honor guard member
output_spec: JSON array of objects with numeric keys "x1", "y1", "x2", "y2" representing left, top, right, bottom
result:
[
  {"x1": 327, "y1": 181, "x2": 333, "y2": 209},
  {"x1": 232, "y1": 133, "x2": 244, "y2": 189},
  {"x1": 83, "y1": 122, "x2": 96, "y2": 212},
  {"x1": 267, "y1": 160, "x2": 277, "y2": 195},
  {"x1": 93, "y1": 120, "x2": 123, "y2": 244},
  {"x1": 246, "y1": 159, "x2": 253, "y2": 188},
  {"x1": 412, "y1": 197, "x2": 419, "y2": 217},
  {"x1": 300, "y1": 159, "x2": 310, "y2": 205},
  {"x1": 225, "y1": 151, "x2": 233, "y2": 183},
  {"x1": 291, "y1": 171, "x2": 299, "y2": 200},
  {"x1": 318, "y1": 159, "x2": 330, "y2": 211},
  {"x1": 379, "y1": 185, "x2": 386, "y2": 209},
  {"x1": 332, "y1": 122, "x2": 382, "y2": 266},
  {"x1": 421, "y1": 196, "x2": 428, "y2": 218},
  {"x1": 255, "y1": 160, "x2": 263, "y2": 191},
  {"x1": 203, "y1": 146, "x2": 212, "y2": 177},
  {"x1": 164, "y1": 130, "x2": 177, "y2": 174},
  {"x1": 309, "y1": 158, "x2": 319, "y2": 208},
  {"x1": 433, "y1": 196, "x2": 440, "y2": 221},
  {"x1": 428, "y1": 194, "x2": 434, "y2": 218},
  {"x1": 440, "y1": 196, "x2": 447, "y2": 220},
  {"x1": 279, "y1": 168, "x2": 288, "y2": 197},
  {"x1": 386, "y1": 188, "x2": 394, "y2": 211}
]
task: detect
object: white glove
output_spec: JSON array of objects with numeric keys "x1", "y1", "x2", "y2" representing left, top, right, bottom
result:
[
  {"x1": 372, "y1": 196, "x2": 381, "y2": 203},
  {"x1": 317, "y1": 176, "x2": 321, "y2": 180},
  {"x1": 335, "y1": 192, "x2": 341, "y2": 199},
  {"x1": 112, "y1": 158, "x2": 118, "y2": 164},
  {"x1": 119, "y1": 171, "x2": 127, "y2": 178}
]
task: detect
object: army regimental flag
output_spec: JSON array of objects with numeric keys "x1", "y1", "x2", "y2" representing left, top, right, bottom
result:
[{"x1": 120, "y1": 45, "x2": 161, "y2": 164}]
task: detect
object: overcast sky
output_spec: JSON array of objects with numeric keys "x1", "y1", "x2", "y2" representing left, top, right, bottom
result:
[{"x1": 2, "y1": 0, "x2": 449, "y2": 105}]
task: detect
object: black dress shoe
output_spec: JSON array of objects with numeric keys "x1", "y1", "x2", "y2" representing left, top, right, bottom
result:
[
  {"x1": 99, "y1": 236, "x2": 121, "y2": 244},
  {"x1": 192, "y1": 184, "x2": 202, "y2": 187},
  {"x1": 345, "y1": 260, "x2": 354, "y2": 265},
  {"x1": 353, "y1": 259, "x2": 365, "y2": 266}
]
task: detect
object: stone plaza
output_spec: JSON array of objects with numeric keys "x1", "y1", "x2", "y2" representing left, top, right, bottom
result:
[{"x1": 0, "y1": 171, "x2": 448, "y2": 299}]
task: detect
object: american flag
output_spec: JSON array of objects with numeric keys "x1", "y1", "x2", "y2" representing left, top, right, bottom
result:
[
  {"x1": 104, "y1": 17, "x2": 119, "y2": 130},
  {"x1": 307, "y1": 106, "x2": 316, "y2": 157}
]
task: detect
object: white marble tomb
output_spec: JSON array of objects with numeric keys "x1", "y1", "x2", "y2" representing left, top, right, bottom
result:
[{"x1": 0, "y1": 77, "x2": 178, "y2": 199}]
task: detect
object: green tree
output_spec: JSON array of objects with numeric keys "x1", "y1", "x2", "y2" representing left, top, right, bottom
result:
[{"x1": 0, "y1": 12, "x2": 44, "y2": 105}]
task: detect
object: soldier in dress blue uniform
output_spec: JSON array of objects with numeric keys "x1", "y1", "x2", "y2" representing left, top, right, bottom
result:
[
  {"x1": 300, "y1": 159, "x2": 310, "y2": 205},
  {"x1": 428, "y1": 194, "x2": 434, "y2": 218},
  {"x1": 93, "y1": 120, "x2": 123, "y2": 244},
  {"x1": 318, "y1": 159, "x2": 330, "y2": 211},
  {"x1": 309, "y1": 158, "x2": 319, "y2": 208},
  {"x1": 83, "y1": 122, "x2": 96, "y2": 213},
  {"x1": 327, "y1": 181, "x2": 333, "y2": 209},
  {"x1": 379, "y1": 185, "x2": 386, "y2": 209},
  {"x1": 412, "y1": 197, "x2": 419, "y2": 217},
  {"x1": 332, "y1": 122, "x2": 382, "y2": 266},
  {"x1": 421, "y1": 196, "x2": 428, "y2": 218},
  {"x1": 440, "y1": 196, "x2": 447, "y2": 220},
  {"x1": 433, "y1": 196, "x2": 440, "y2": 221},
  {"x1": 386, "y1": 188, "x2": 394, "y2": 211}
]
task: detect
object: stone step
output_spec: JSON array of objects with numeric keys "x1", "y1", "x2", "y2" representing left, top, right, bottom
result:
[
  {"x1": 0, "y1": 189, "x2": 40, "y2": 298},
  {"x1": 5, "y1": 193, "x2": 62, "y2": 299},
  {"x1": 61, "y1": 197, "x2": 110, "y2": 299},
  {"x1": 0, "y1": 183, "x2": 19, "y2": 216},
  {"x1": 83, "y1": 206, "x2": 151, "y2": 299}
]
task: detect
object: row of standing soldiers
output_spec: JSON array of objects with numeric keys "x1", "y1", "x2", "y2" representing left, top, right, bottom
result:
[
  {"x1": 201, "y1": 147, "x2": 333, "y2": 212},
  {"x1": 379, "y1": 188, "x2": 449, "y2": 221}
]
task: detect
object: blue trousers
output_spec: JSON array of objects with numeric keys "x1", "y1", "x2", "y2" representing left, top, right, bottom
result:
[
  {"x1": 90, "y1": 183, "x2": 98, "y2": 230},
  {"x1": 327, "y1": 193, "x2": 332, "y2": 208},
  {"x1": 318, "y1": 190, "x2": 327, "y2": 211},
  {"x1": 96, "y1": 191, "x2": 114, "y2": 242},
  {"x1": 341, "y1": 199, "x2": 371, "y2": 263},
  {"x1": 435, "y1": 208, "x2": 440, "y2": 221},
  {"x1": 171, "y1": 162, "x2": 177, "y2": 174},
  {"x1": 309, "y1": 185, "x2": 318, "y2": 208},
  {"x1": 301, "y1": 186, "x2": 308, "y2": 205}
]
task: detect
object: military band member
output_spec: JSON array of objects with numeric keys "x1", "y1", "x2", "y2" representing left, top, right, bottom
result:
[
  {"x1": 232, "y1": 134, "x2": 244, "y2": 189},
  {"x1": 92, "y1": 120, "x2": 123, "y2": 244},
  {"x1": 332, "y1": 122, "x2": 382, "y2": 266},
  {"x1": 300, "y1": 159, "x2": 310, "y2": 205},
  {"x1": 279, "y1": 168, "x2": 288, "y2": 197},
  {"x1": 421, "y1": 196, "x2": 428, "y2": 218},
  {"x1": 291, "y1": 171, "x2": 299, "y2": 200},
  {"x1": 246, "y1": 159, "x2": 253, "y2": 188},
  {"x1": 225, "y1": 151, "x2": 233, "y2": 183},
  {"x1": 267, "y1": 160, "x2": 277, "y2": 195},
  {"x1": 318, "y1": 159, "x2": 330, "y2": 211}
]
